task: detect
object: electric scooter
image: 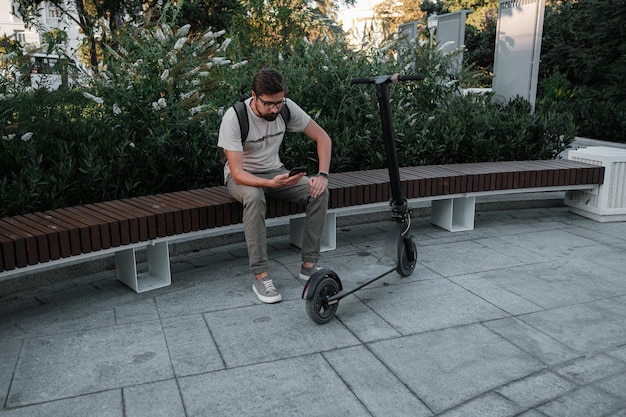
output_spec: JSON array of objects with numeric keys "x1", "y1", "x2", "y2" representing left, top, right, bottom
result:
[{"x1": 302, "y1": 73, "x2": 424, "y2": 324}]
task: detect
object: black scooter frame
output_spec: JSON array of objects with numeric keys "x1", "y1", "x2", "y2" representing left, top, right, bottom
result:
[{"x1": 302, "y1": 74, "x2": 424, "y2": 323}]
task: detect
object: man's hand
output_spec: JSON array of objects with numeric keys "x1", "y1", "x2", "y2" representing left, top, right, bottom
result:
[
  {"x1": 271, "y1": 172, "x2": 305, "y2": 188},
  {"x1": 308, "y1": 175, "x2": 328, "y2": 198}
]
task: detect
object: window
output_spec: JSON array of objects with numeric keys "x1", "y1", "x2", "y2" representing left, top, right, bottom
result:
[
  {"x1": 11, "y1": 1, "x2": 20, "y2": 17},
  {"x1": 14, "y1": 31, "x2": 25, "y2": 43},
  {"x1": 46, "y1": 3, "x2": 61, "y2": 24}
]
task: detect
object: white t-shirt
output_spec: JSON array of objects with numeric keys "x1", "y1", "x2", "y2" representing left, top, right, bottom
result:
[{"x1": 217, "y1": 97, "x2": 311, "y2": 183}]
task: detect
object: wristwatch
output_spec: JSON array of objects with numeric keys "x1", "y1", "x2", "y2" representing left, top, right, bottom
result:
[{"x1": 318, "y1": 172, "x2": 329, "y2": 178}]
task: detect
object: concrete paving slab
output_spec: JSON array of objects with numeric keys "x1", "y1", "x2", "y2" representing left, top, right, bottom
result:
[
  {"x1": 449, "y1": 274, "x2": 545, "y2": 316},
  {"x1": 323, "y1": 345, "x2": 433, "y2": 417},
  {"x1": 0, "y1": 339, "x2": 21, "y2": 406},
  {"x1": 203, "y1": 299, "x2": 359, "y2": 368},
  {"x1": 114, "y1": 298, "x2": 160, "y2": 325},
  {"x1": 7, "y1": 321, "x2": 173, "y2": 407},
  {"x1": 418, "y1": 240, "x2": 524, "y2": 277},
  {"x1": 454, "y1": 258, "x2": 626, "y2": 310},
  {"x1": 595, "y1": 373, "x2": 626, "y2": 401},
  {"x1": 368, "y1": 324, "x2": 544, "y2": 414},
  {"x1": 331, "y1": 296, "x2": 403, "y2": 343},
  {"x1": 355, "y1": 279, "x2": 508, "y2": 335},
  {"x1": 123, "y1": 379, "x2": 186, "y2": 417},
  {"x1": 536, "y1": 385, "x2": 623, "y2": 417},
  {"x1": 437, "y1": 392, "x2": 522, "y2": 417},
  {"x1": 483, "y1": 317, "x2": 581, "y2": 366},
  {"x1": 0, "y1": 390, "x2": 122, "y2": 417},
  {"x1": 495, "y1": 370, "x2": 578, "y2": 408},
  {"x1": 161, "y1": 314, "x2": 224, "y2": 376},
  {"x1": 520, "y1": 296, "x2": 626, "y2": 353},
  {"x1": 177, "y1": 354, "x2": 368, "y2": 416},
  {"x1": 553, "y1": 354, "x2": 626, "y2": 385}
]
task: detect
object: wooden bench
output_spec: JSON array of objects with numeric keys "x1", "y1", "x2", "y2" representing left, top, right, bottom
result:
[{"x1": 0, "y1": 159, "x2": 604, "y2": 292}]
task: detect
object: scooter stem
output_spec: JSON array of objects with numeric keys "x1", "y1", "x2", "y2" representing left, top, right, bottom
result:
[{"x1": 375, "y1": 77, "x2": 405, "y2": 220}]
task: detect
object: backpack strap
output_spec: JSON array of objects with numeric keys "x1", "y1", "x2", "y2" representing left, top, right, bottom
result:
[
  {"x1": 233, "y1": 100, "x2": 249, "y2": 144},
  {"x1": 232, "y1": 99, "x2": 291, "y2": 144}
]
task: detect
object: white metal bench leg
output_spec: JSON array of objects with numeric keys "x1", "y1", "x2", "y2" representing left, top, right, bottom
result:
[
  {"x1": 115, "y1": 241, "x2": 172, "y2": 292},
  {"x1": 431, "y1": 197, "x2": 476, "y2": 232},
  {"x1": 289, "y1": 213, "x2": 337, "y2": 252}
]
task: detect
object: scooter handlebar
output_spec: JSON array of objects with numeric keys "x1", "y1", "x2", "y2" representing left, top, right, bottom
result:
[{"x1": 350, "y1": 73, "x2": 425, "y2": 85}]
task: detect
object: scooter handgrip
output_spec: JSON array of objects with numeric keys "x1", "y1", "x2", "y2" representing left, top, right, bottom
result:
[{"x1": 397, "y1": 74, "x2": 426, "y2": 82}]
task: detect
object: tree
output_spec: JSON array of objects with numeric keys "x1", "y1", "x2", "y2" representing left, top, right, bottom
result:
[{"x1": 373, "y1": 0, "x2": 426, "y2": 40}]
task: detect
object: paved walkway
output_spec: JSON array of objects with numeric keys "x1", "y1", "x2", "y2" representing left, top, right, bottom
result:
[{"x1": 1, "y1": 206, "x2": 626, "y2": 417}]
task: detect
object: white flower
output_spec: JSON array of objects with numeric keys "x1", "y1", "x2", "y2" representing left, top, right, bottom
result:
[
  {"x1": 211, "y1": 57, "x2": 231, "y2": 65},
  {"x1": 155, "y1": 28, "x2": 166, "y2": 42},
  {"x1": 113, "y1": 103, "x2": 122, "y2": 115},
  {"x1": 21, "y1": 132, "x2": 33, "y2": 142},
  {"x1": 129, "y1": 142, "x2": 136, "y2": 148},
  {"x1": 157, "y1": 97, "x2": 167, "y2": 109},
  {"x1": 152, "y1": 102, "x2": 160, "y2": 111},
  {"x1": 162, "y1": 24, "x2": 173, "y2": 37},
  {"x1": 365, "y1": 114, "x2": 374, "y2": 119},
  {"x1": 179, "y1": 90, "x2": 198, "y2": 101},
  {"x1": 322, "y1": 66, "x2": 329, "y2": 71},
  {"x1": 160, "y1": 69, "x2": 170, "y2": 81},
  {"x1": 190, "y1": 106, "x2": 203, "y2": 115},
  {"x1": 174, "y1": 37, "x2": 186, "y2": 50},
  {"x1": 278, "y1": 52, "x2": 283, "y2": 62},
  {"x1": 231, "y1": 60, "x2": 248, "y2": 69},
  {"x1": 191, "y1": 79, "x2": 200, "y2": 86},
  {"x1": 198, "y1": 71, "x2": 209, "y2": 77},
  {"x1": 118, "y1": 46, "x2": 128, "y2": 56},
  {"x1": 218, "y1": 107, "x2": 225, "y2": 117},
  {"x1": 215, "y1": 29, "x2": 226, "y2": 37},
  {"x1": 82, "y1": 92, "x2": 104, "y2": 105},
  {"x1": 2, "y1": 134, "x2": 16, "y2": 141},
  {"x1": 220, "y1": 38, "x2": 232, "y2": 51},
  {"x1": 176, "y1": 24, "x2": 191, "y2": 38}
]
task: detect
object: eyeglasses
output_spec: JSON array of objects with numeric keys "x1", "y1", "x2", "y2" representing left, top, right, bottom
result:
[{"x1": 256, "y1": 96, "x2": 286, "y2": 111}]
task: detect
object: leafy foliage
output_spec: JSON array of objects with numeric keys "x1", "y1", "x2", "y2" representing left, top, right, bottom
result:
[{"x1": 0, "y1": 2, "x2": 577, "y2": 217}]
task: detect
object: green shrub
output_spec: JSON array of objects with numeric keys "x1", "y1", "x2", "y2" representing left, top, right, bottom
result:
[{"x1": 0, "y1": 5, "x2": 576, "y2": 217}]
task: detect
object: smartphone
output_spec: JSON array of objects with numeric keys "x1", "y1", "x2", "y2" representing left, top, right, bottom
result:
[{"x1": 289, "y1": 166, "x2": 307, "y2": 177}]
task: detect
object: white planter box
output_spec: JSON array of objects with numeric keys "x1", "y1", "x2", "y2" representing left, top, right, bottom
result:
[{"x1": 566, "y1": 146, "x2": 626, "y2": 222}]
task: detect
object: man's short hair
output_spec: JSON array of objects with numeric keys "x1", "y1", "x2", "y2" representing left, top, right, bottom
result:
[{"x1": 252, "y1": 68, "x2": 287, "y2": 96}]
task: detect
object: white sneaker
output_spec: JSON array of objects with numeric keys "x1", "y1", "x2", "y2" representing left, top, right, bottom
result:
[{"x1": 252, "y1": 276, "x2": 282, "y2": 303}]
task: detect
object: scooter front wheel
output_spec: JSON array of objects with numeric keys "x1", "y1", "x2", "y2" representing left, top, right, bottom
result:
[
  {"x1": 305, "y1": 275, "x2": 340, "y2": 324},
  {"x1": 396, "y1": 235, "x2": 417, "y2": 277}
]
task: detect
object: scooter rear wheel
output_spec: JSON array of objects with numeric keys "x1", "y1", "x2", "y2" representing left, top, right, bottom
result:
[
  {"x1": 396, "y1": 236, "x2": 417, "y2": 277},
  {"x1": 305, "y1": 275, "x2": 340, "y2": 324}
]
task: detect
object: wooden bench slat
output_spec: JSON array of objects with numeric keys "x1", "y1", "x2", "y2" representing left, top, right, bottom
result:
[
  {"x1": 0, "y1": 217, "x2": 50, "y2": 265},
  {"x1": 11, "y1": 215, "x2": 59, "y2": 262},
  {"x1": 0, "y1": 223, "x2": 36, "y2": 266}
]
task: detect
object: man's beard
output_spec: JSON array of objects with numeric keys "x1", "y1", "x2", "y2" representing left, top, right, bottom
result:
[{"x1": 262, "y1": 113, "x2": 279, "y2": 122}]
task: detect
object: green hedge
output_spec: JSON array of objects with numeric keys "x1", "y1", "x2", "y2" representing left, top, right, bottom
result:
[{"x1": 0, "y1": 17, "x2": 576, "y2": 217}]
